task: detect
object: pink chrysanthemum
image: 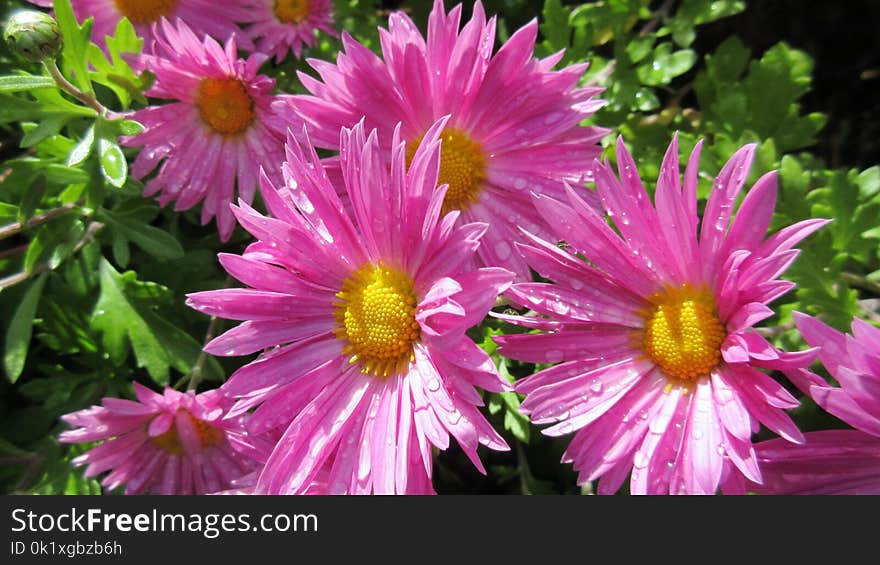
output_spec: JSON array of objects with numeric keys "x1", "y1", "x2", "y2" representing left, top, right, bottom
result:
[
  {"x1": 494, "y1": 135, "x2": 828, "y2": 495},
  {"x1": 283, "y1": 0, "x2": 608, "y2": 280},
  {"x1": 59, "y1": 383, "x2": 261, "y2": 495},
  {"x1": 121, "y1": 19, "x2": 286, "y2": 241},
  {"x1": 186, "y1": 117, "x2": 514, "y2": 494},
  {"x1": 28, "y1": 0, "x2": 253, "y2": 51},
  {"x1": 246, "y1": 0, "x2": 337, "y2": 62},
  {"x1": 750, "y1": 313, "x2": 880, "y2": 494}
]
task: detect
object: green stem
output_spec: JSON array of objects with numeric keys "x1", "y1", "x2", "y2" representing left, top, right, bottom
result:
[
  {"x1": 44, "y1": 59, "x2": 107, "y2": 117},
  {"x1": 186, "y1": 315, "x2": 221, "y2": 392},
  {"x1": 841, "y1": 272, "x2": 880, "y2": 297},
  {"x1": 0, "y1": 221, "x2": 102, "y2": 292},
  {"x1": 0, "y1": 202, "x2": 79, "y2": 240}
]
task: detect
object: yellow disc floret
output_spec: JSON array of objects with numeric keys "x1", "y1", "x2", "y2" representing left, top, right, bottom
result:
[
  {"x1": 274, "y1": 0, "x2": 311, "y2": 23},
  {"x1": 333, "y1": 263, "x2": 421, "y2": 378},
  {"x1": 150, "y1": 413, "x2": 224, "y2": 455},
  {"x1": 406, "y1": 128, "x2": 487, "y2": 216},
  {"x1": 113, "y1": 0, "x2": 177, "y2": 25},
  {"x1": 195, "y1": 77, "x2": 255, "y2": 136},
  {"x1": 641, "y1": 284, "x2": 726, "y2": 384}
]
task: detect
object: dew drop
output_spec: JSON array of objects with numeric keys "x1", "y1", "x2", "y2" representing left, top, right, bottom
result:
[
  {"x1": 426, "y1": 378, "x2": 441, "y2": 392},
  {"x1": 494, "y1": 241, "x2": 512, "y2": 260},
  {"x1": 546, "y1": 349, "x2": 564, "y2": 363}
]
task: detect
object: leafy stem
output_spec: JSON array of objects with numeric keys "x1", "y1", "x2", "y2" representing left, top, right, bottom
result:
[
  {"x1": 0, "y1": 202, "x2": 80, "y2": 240},
  {"x1": 0, "y1": 220, "x2": 103, "y2": 291},
  {"x1": 44, "y1": 59, "x2": 108, "y2": 117}
]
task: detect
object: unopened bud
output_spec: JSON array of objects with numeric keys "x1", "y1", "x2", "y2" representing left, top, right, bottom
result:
[{"x1": 4, "y1": 10, "x2": 63, "y2": 63}]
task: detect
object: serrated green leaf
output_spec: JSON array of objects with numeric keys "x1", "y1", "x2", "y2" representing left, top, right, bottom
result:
[
  {"x1": 54, "y1": 0, "x2": 95, "y2": 94},
  {"x1": 4, "y1": 274, "x2": 47, "y2": 382},
  {"x1": 92, "y1": 259, "x2": 169, "y2": 382},
  {"x1": 541, "y1": 0, "x2": 571, "y2": 52}
]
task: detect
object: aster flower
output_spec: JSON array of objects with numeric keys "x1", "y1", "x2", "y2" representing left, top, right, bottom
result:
[
  {"x1": 246, "y1": 0, "x2": 337, "y2": 62},
  {"x1": 121, "y1": 19, "x2": 286, "y2": 241},
  {"x1": 186, "y1": 117, "x2": 513, "y2": 494},
  {"x1": 494, "y1": 135, "x2": 827, "y2": 495},
  {"x1": 749, "y1": 313, "x2": 880, "y2": 494},
  {"x1": 283, "y1": 0, "x2": 608, "y2": 280},
  {"x1": 59, "y1": 384, "x2": 261, "y2": 495},
  {"x1": 28, "y1": 0, "x2": 253, "y2": 51}
]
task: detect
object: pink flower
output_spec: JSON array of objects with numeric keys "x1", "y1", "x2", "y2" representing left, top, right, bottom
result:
[
  {"x1": 246, "y1": 0, "x2": 337, "y2": 62},
  {"x1": 495, "y1": 135, "x2": 827, "y2": 494},
  {"x1": 282, "y1": 0, "x2": 608, "y2": 280},
  {"x1": 186, "y1": 117, "x2": 514, "y2": 494},
  {"x1": 59, "y1": 384, "x2": 262, "y2": 495},
  {"x1": 750, "y1": 313, "x2": 880, "y2": 494},
  {"x1": 28, "y1": 0, "x2": 254, "y2": 51},
  {"x1": 121, "y1": 19, "x2": 286, "y2": 241}
]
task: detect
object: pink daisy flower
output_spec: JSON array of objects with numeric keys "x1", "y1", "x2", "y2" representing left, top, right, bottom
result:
[
  {"x1": 28, "y1": 0, "x2": 253, "y2": 51},
  {"x1": 121, "y1": 19, "x2": 286, "y2": 241},
  {"x1": 494, "y1": 135, "x2": 827, "y2": 495},
  {"x1": 246, "y1": 0, "x2": 338, "y2": 62},
  {"x1": 283, "y1": 0, "x2": 608, "y2": 280},
  {"x1": 750, "y1": 313, "x2": 880, "y2": 494},
  {"x1": 59, "y1": 383, "x2": 262, "y2": 495},
  {"x1": 186, "y1": 117, "x2": 514, "y2": 494}
]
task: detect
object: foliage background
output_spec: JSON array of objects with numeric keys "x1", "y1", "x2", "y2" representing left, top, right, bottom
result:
[{"x1": 0, "y1": 0, "x2": 877, "y2": 494}]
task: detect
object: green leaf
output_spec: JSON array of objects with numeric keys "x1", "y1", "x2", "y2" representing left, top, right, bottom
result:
[
  {"x1": 92, "y1": 259, "x2": 169, "y2": 382},
  {"x1": 24, "y1": 216, "x2": 86, "y2": 273},
  {"x1": 67, "y1": 123, "x2": 95, "y2": 166},
  {"x1": 90, "y1": 260, "x2": 211, "y2": 384},
  {"x1": 98, "y1": 137, "x2": 127, "y2": 187},
  {"x1": 636, "y1": 44, "x2": 697, "y2": 86},
  {"x1": 20, "y1": 114, "x2": 71, "y2": 147},
  {"x1": 541, "y1": 0, "x2": 571, "y2": 53},
  {"x1": 53, "y1": 0, "x2": 95, "y2": 94},
  {"x1": 18, "y1": 174, "x2": 47, "y2": 224},
  {"x1": 98, "y1": 208, "x2": 184, "y2": 260},
  {"x1": 857, "y1": 166, "x2": 880, "y2": 199},
  {"x1": 118, "y1": 119, "x2": 144, "y2": 136},
  {"x1": 87, "y1": 17, "x2": 145, "y2": 108},
  {"x1": 0, "y1": 75, "x2": 56, "y2": 92},
  {"x1": 111, "y1": 230, "x2": 131, "y2": 268},
  {"x1": 4, "y1": 274, "x2": 48, "y2": 382}
]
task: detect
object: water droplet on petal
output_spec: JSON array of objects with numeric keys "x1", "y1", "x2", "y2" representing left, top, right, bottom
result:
[
  {"x1": 546, "y1": 349, "x2": 564, "y2": 363},
  {"x1": 494, "y1": 241, "x2": 512, "y2": 260}
]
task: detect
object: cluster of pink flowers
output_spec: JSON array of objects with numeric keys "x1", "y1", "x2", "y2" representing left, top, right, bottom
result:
[{"x1": 55, "y1": 0, "x2": 880, "y2": 495}]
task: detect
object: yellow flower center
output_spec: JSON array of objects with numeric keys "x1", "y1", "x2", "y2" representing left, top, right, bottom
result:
[
  {"x1": 113, "y1": 0, "x2": 177, "y2": 25},
  {"x1": 274, "y1": 0, "x2": 311, "y2": 23},
  {"x1": 333, "y1": 263, "x2": 421, "y2": 378},
  {"x1": 406, "y1": 128, "x2": 487, "y2": 216},
  {"x1": 150, "y1": 413, "x2": 224, "y2": 455},
  {"x1": 195, "y1": 77, "x2": 255, "y2": 136},
  {"x1": 641, "y1": 285, "x2": 726, "y2": 384}
]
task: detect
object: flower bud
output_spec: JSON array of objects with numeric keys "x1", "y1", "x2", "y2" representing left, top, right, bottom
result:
[{"x1": 4, "y1": 10, "x2": 63, "y2": 63}]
